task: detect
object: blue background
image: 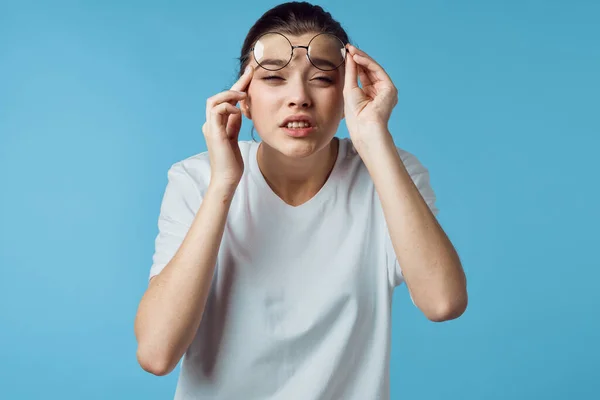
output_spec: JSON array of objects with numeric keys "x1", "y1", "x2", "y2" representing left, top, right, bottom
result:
[{"x1": 1, "y1": 0, "x2": 598, "y2": 398}]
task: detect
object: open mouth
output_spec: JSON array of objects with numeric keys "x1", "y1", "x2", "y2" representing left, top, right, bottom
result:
[
  {"x1": 281, "y1": 122, "x2": 315, "y2": 137},
  {"x1": 284, "y1": 121, "x2": 312, "y2": 129}
]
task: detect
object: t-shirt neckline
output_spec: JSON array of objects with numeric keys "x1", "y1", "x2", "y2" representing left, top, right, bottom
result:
[{"x1": 248, "y1": 137, "x2": 346, "y2": 216}]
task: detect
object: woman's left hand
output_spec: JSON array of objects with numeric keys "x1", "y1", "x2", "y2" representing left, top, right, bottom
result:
[{"x1": 343, "y1": 44, "x2": 398, "y2": 142}]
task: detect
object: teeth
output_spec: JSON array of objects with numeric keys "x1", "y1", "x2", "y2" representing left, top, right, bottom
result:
[{"x1": 286, "y1": 121, "x2": 311, "y2": 128}]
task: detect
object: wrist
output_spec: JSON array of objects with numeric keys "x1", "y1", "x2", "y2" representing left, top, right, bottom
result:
[
  {"x1": 351, "y1": 128, "x2": 393, "y2": 155},
  {"x1": 207, "y1": 181, "x2": 238, "y2": 203}
]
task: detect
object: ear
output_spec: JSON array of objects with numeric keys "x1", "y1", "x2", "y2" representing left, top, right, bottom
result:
[{"x1": 240, "y1": 98, "x2": 252, "y2": 120}]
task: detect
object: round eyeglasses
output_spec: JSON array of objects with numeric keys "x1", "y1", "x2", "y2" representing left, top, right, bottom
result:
[{"x1": 249, "y1": 32, "x2": 347, "y2": 72}]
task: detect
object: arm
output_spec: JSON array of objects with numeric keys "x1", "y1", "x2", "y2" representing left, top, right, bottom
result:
[
  {"x1": 358, "y1": 134, "x2": 467, "y2": 322},
  {"x1": 135, "y1": 66, "x2": 254, "y2": 375},
  {"x1": 343, "y1": 44, "x2": 467, "y2": 322},
  {"x1": 134, "y1": 183, "x2": 234, "y2": 376}
]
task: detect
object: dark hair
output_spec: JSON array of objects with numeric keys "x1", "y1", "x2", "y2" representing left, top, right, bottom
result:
[{"x1": 237, "y1": 2, "x2": 352, "y2": 141}]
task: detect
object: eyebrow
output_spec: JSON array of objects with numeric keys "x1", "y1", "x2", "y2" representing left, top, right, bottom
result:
[
  {"x1": 309, "y1": 57, "x2": 337, "y2": 70},
  {"x1": 259, "y1": 58, "x2": 288, "y2": 68}
]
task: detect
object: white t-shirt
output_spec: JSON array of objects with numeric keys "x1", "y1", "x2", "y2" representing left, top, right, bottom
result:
[{"x1": 149, "y1": 137, "x2": 438, "y2": 400}]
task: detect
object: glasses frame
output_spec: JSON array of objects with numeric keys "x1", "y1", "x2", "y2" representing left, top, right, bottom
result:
[{"x1": 249, "y1": 32, "x2": 347, "y2": 72}]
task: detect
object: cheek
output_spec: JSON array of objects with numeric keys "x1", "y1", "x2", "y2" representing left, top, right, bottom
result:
[
  {"x1": 248, "y1": 86, "x2": 280, "y2": 113},
  {"x1": 246, "y1": 90, "x2": 272, "y2": 128},
  {"x1": 323, "y1": 88, "x2": 345, "y2": 117}
]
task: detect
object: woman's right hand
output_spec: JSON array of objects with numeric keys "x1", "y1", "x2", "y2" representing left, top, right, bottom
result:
[{"x1": 203, "y1": 65, "x2": 254, "y2": 195}]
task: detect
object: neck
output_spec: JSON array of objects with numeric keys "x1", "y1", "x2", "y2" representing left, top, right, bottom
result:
[{"x1": 256, "y1": 138, "x2": 340, "y2": 206}]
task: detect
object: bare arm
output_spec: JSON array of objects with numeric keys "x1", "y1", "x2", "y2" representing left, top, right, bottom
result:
[
  {"x1": 342, "y1": 45, "x2": 466, "y2": 321},
  {"x1": 134, "y1": 185, "x2": 234, "y2": 376},
  {"x1": 358, "y1": 134, "x2": 467, "y2": 322},
  {"x1": 135, "y1": 66, "x2": 254, "y2": 376}
]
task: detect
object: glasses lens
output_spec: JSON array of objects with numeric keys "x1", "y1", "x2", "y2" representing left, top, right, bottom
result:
[
  {"x1": 308, "y1": 34, "x2": 346, "y2": 71},
  {"x1": 253, "y1": 33, "x2": 292, "y2": 71}
]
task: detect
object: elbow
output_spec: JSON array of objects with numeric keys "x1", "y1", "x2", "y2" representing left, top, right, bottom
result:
[
  {"x1": 136, "y1": 345, "x2": 177, "y2": 376},
  {"x1": 134, "y1": 310, "x2": 179, "y2": 376},
  {"x1": 425, "y1": 293, "x2": 468, "y2": 322}
]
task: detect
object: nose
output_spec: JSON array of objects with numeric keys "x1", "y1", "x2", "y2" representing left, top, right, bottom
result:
[{"x1": 287, "y1": 77, "x2": 312, "y2": 109}]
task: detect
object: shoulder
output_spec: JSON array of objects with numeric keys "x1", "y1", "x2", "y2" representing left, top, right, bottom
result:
[
  {"x1": 340, "y1": 137, "x2": 439, "y2": 219},
  {"x1": 341, "y1": 137, "x2": 429, "y2": 176},
  {"x1": 165, "y1": 141, "x2": 256, "y2": 195}
]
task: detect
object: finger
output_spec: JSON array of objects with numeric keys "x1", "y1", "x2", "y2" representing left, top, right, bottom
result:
[
  {"x1": 207, "y1": 90, "x2": 247, "y2": 108},
  {"x1": 352, "y1": 53, "x2": 392, "y2": 84},
  {"x1": 357, "y1": 65, "x2": 372, "y2": 88},
  {"x1": 347, "y1": 45, "x2": 391, "y2": 83},
  {"x1": 347, "y1": 45, "x2": 371, "y2": 86},
  {"x1": 206, "y1": 90, "x2": 246, "y2": 122},
  {"x1": 230, "y1": 66, "x2": 255, "y2": 115},
  {"x1": 208, "y1": 103, "x2": 241, "y2": 135},
  {"x1": 231, "y1": 65, "x2": 254, "y2": 93},
  {"x1": 225, "y1": 112, "x2": 242, "y2": 140},
  {"x1": 344, "y1": 45, "x2": 359, "y2": 92},
  {"x1": 347, "y1": 44, "x2": 376, "y2": 62}
]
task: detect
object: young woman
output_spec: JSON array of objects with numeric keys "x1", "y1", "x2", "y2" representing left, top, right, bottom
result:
[{"x1": 134, "y1": 2, "x2": 467, "y2": 399}]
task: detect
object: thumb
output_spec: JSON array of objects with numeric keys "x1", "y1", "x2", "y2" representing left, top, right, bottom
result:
[{"x1": 344, "y1": 46, "x2": 359, "y2": 93}]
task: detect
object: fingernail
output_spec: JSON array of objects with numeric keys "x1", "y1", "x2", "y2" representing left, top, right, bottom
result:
[{"x1": 245, "y1": 65, "x2": 253, "y2": 74}]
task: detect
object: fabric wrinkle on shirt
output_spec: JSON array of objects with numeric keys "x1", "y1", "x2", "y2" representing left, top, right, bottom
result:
[{"x1": 149, "y1": 137, "x2": 439, "y2": 399}]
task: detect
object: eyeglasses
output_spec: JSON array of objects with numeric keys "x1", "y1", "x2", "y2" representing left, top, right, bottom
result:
[{"x1": 249, "y1": 32, "x2": 347, "y2": 72}]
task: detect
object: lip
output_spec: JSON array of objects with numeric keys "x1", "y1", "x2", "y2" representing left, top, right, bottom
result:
[{"x1": 281, "y1": 126, "x2": 315, "y2": 138}]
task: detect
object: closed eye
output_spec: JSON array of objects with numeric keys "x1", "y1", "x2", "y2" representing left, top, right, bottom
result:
[
  {"x1": 315, "y1": 77, "x2": 333, "y2": 83},
  {"x1": 262, "y1": 76, "x2": 333, "y2": 83},
  {"x1": 263, "y1": 75, "x2": 284, "y2": 81}
]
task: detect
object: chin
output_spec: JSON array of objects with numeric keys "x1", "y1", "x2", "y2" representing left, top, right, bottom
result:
[{"x1": 263, "y1": 132, "x2": 334, "y2": 159}]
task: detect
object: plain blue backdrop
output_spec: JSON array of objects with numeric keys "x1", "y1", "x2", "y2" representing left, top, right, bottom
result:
[{"x1": 1, "y1": 0, "x2": 598, "y2": 398}]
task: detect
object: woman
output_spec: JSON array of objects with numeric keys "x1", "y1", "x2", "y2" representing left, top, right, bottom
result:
[{"x1": 134, "y1": 2, "x2": 467, "y2": 399}]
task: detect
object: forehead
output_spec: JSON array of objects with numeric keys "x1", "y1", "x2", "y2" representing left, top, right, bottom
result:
[{"x1": 284, "y1": 32, "x2": 321, "y2": 46}]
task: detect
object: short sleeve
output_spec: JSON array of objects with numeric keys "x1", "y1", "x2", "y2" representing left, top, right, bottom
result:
[
  {"x1": 384, "y1": 149, "x2": 439, "y2": 290},
  {"x1": 149, "y1": 162, "x2": 203, "y2": 281}
]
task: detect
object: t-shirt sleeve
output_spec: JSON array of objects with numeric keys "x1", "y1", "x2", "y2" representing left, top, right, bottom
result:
[
  {"x1": 149, "y1": 162, "x2": 202, "y2": 281},
  {"x1": 384, "y1": 149, "x2": 439, "y2": 289}
]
